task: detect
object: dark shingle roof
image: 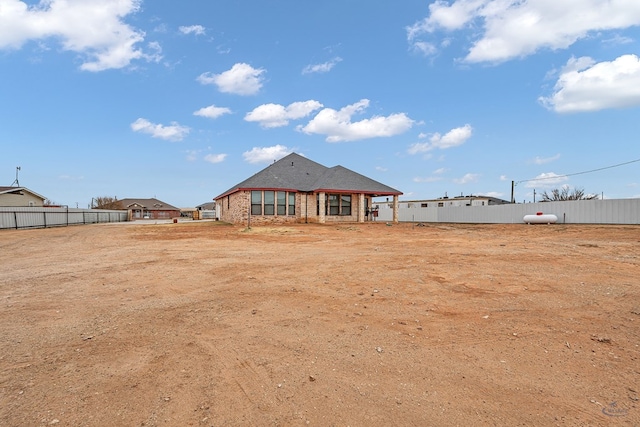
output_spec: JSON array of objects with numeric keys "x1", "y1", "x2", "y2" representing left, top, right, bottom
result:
[
  {"x1": 216, "y1": 153, "x2": 401, "y2": 198},
  {"x1": 119, "y1": 198, "x2": 180, "y2": 211},
  {"x1": 196, "y1": 202, "x2": 216, "y2": 210}
]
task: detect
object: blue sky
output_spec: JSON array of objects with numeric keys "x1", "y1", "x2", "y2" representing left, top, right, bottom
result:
[{"x1": 1, "y1": 0, "x2": 639, "y2": 208}]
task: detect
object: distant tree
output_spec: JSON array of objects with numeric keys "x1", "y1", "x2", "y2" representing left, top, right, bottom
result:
[
  {"x1": 540, "y1": 186, "x2": 599, "y2": 202},
  {"x1": 93, "y1": 196, "x2": 123, "y2": 209}
]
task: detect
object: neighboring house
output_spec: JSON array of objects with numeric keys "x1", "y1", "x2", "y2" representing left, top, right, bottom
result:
[
  {"x1": 196, "y1": 201, "x2": 216, "y2": 219},
  {"x1": 214, "y1": 153, "x2": 401, "y2": 225},
  {"x1": 196, "y1": 201, "x2": 216, "y2": 211},
  {"x1": 0, "y1": 186, "x2": 46, "y2": 207},
  {"x1": 376, "y1": 195, "x2": 511, "y2": 210},
  {"x1": 119, "y1": 198, "x2": 181, "y2": 220}
]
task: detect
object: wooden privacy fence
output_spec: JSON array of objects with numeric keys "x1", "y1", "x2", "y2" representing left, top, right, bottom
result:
[{"x1": 0, "y1": 207, "x2": 129, "y2": 230}]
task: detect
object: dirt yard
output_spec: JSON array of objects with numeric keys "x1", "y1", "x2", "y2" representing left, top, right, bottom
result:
[{"x1": 0, "y1": 221, "x2": 638, "y2": 426}]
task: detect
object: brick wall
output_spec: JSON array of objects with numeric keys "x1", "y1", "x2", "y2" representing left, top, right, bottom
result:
[
  {"x1": 217, "y1": 191, "x2": 249, "y2": 224},
  {"x1": 217, "y1": 191, "x2": 374, "y2": 225}
]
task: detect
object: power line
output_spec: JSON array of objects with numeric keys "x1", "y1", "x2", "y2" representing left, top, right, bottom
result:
[{"x1": 516, "y1": 157, "x2": 640, "y2": 184}]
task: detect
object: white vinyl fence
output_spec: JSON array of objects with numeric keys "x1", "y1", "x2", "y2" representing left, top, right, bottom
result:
[
  {"x1": 373, "y1": 198, "x2": 640, "y2": 225},
  {"x1": 0, "y1": 207, "x2": 128, "y2": 230},
  {"x1": 199, "y1": 209, "x2": 216, "y2": 219}
]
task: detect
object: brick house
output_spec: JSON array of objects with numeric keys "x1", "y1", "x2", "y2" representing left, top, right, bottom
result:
[
  {"x1": 214, "y1": 153, "x2": 401, "y2": 225},
  {"x1": 119, "y1": 198, "x2": 181, "y2": 220}
]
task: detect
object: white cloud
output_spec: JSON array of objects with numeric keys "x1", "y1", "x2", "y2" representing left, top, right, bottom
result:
[
  {"x1": 413, "y1": 168, "x2": 447, "y2": 183},
  {"x1": 411, "y1": 41, "x2": 438, "y2": 56},
  {"x1": 179, "y1": 25, "x2": 205, "y2": 36},
  {"x1": 145, "y1": 41, "x2": 163, "y2": 63},
  {"x1": 131, "y1": 118, "x2": 190, "y2": 141},
  {"x1": 602, "y1": 34, "x2": 634, "y2": 46},
  {"x1": 408, "y1": 124, "x2": 472, "y2": 154},
  {"x1": 454, "y1": 173, "x2": 480, "y2": 184},
  {"x1": 153, "y1": 23, "x2": 168, "y2": 34},
  {"x1": 242, "y1": 145, "x2": 293, "y2": 164},
  {"x1": 524, "y1": 172, "x2": 568, "y2": 188},
  {"x1": 0, "y1": 0, "x2": 155, "y2": 71},
  {"x1": 539, "y1": 55, "x2": 640, "y2": 113},
  {"x1": 413, "y1": 176, "x2": 443, "y2": 183},
  {"x1": 197, "y1": 63, "x2": 265, "y2": 95},
  {"x1": 194, "y1": 105, "x2": 232, "y2": 119},
  {"x1": 245, "y1": 100, "x2": 323, "y2": 128},
  {"x1": 480, "y1": 191, "x2": 504, "y2": 198},
  {"x1": 407, "y1": 0, "x2": 640, "y2": 63},
  {"x1": 58, "y1": 174, "x2": 84, "y2": 181},
  {"x1": 204, "y1": 153, "x2": 227, "y2": 164},
  {"x1": 298, "y1": 99, "x2": 414, "y2": 142},
  {"x1": 532, "y1": 154, "x2": 561, "y2": 165},
  {"x1": 302, "y1": 57, "x2": 342, "y2": 74},
  {"x1": 186, "y1": 150, "x2": 198, "y2": 162},
  {"x1": 408, "y1": 0, "x2": 483, "y2": 37}
]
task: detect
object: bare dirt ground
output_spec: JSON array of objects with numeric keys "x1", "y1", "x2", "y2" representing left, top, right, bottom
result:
[{"x1": 1, "y1": 221, "x2": 638, "y2": 426}]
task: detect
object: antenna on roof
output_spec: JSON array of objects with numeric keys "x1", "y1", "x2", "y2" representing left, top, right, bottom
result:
[{"x1": 10, "y1": 166, "x2": 20, "y2": 187}]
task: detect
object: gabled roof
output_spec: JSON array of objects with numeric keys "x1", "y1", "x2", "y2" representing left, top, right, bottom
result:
[
  {"x1": 215, "y1": 153, "x2": 401, "y2": 199},
  {"x1": 0, "y1": 186, "x2": 46, "y2": 200},
  {"x1": 118, "y1": 198, "x2": 180, "y2": 211},
  {"x1": 196, "y1": 202, "x2": 216, "y2": 210}
]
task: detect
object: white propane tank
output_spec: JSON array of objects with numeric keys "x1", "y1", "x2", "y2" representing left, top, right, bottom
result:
[{"x1": 523, "y1": 212, "x2": 558, "y2": 224}]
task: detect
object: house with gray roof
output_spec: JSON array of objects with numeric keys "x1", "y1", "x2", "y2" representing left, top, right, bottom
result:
[
  {"x1": 118, "y1": 198, "x2": 181, "y2": 220},
  {"x1": 214, "y1": 153, "x2": 401, "y2": 225}
]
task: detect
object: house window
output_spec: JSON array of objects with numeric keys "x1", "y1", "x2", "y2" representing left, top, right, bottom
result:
[
  {"x1": 277, "y1": 191, "x2": 286, "y2": 215},
  {"x1": 251, "y1": 191, "x2": 262, "y2": 215},
  {"x1": 438, "y1": 202, "x2": 444, "y2": 207},
  {"x1": 288, "y1": 193, "x2": 295, "y2": 215},
  {"x1": 251, "y1": 191, "x2": 296, "y2": 216},
  {"x1": 421, "y1": 203, "x2": 428, "y2": 207},
  {"x1": 341, "y1": 195, "x2": 351, "y2": 215},
  {"x1": 264, "y1": 191, "x2": 275, "y2": 215},
  {"x1": 322, "y1": 194, "x2": 352, "y2": 216},
  {"x1": 328, "y1": 195, "x2": 340, "y2": 215}
]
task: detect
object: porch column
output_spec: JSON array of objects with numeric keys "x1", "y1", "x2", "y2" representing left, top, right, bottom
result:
[
  {"x1": 393, "y1": 195, "x2": 399, "y2": 223},
  {"x1": 318, "y1": 192, "x2": 325, "y2": 224},
  {"x1": 358, "y1": 193, "x2": 365, "y2": 223}
]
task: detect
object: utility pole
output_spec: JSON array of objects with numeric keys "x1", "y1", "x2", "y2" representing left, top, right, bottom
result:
[
  {"x1": 511, "y1": 180, "x2": 515, "y2": 203},
  {"x1": 533, "y1": 189, "x2": 536, "y2": 203}
]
